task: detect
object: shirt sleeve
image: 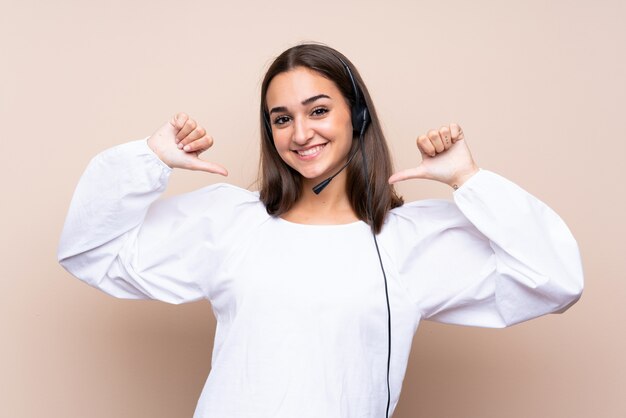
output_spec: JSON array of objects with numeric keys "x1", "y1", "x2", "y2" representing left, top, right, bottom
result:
[
  {"x1": 384, "y1": 168, "x2": 584, "y2": 328},
  {"x1": 57, "y1": 137, "x2": 240, "y2": 304}
]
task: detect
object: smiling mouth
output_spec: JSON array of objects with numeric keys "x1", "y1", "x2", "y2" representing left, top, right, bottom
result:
[{"x1": 293, "y1": 143, "x2": 327, "y2": 157}]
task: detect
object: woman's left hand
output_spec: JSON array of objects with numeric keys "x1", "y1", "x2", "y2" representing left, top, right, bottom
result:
[{"x1": 388, "y1": 123, "x2": 480, "y2": 189}]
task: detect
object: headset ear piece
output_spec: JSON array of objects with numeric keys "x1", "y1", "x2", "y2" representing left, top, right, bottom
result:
[
  {"x1": 339, "y1": 57, "x2": 370, "y2": 136},
  {"x1": 352, "y1": 104, "x2": 370, "y2": 135}
]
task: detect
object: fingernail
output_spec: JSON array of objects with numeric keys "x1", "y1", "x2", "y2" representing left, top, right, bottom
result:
[
  {"x1": 178, "y1": 143, "x2": 183, "y2": 149},
  {"x1": 183, "y1": 145, "x2": 190, "y2": 151}
]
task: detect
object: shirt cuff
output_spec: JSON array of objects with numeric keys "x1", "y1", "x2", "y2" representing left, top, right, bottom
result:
[
  {"x1": 452, "y1": 167, "x2": 484, "y2": 193},
  {"x1": 140, "y1": 136, "x2": 174, "y2": 174}
]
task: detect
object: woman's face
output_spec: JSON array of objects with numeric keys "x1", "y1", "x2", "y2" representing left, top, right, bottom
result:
[{"x1": 265, "y1": 66, "x2": 353, "y2": 185}]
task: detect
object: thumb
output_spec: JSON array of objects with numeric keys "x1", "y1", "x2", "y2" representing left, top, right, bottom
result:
[
  {"x1": 186, "y1": 157, "x2": 229, "y2": 176},
  {"x1": 388, "y1": 164, "x2": 429, "y2": 184}
]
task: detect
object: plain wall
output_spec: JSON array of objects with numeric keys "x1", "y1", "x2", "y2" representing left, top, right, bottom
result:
[{"x1": 1, "y1": 0, "x2": 624, "y2": 417}]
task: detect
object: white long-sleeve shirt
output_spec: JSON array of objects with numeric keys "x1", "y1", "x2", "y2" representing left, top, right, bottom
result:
[{"x1": 57, "y1": 137, "x2": 584, "y2": 418}]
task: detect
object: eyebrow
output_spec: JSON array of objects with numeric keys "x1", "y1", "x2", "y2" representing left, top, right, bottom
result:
[{"x1": 269, "y1": 94, "x2": 331, "y2": 115}]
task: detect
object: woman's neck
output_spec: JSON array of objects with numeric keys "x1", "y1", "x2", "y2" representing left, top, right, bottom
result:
[{"x1": 281, "y1": 172, "x2": 359, "y2": 225}]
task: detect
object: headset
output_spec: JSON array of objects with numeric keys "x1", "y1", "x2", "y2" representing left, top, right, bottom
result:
[
  {"x1": 264, "y1": 57, "x2": 393, "y2": 418},
  {"x1": 263, "y1": 58, "x2": 370, "y2": 195}
]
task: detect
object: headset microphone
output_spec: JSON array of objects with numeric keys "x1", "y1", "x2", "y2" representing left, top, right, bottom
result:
[
  {"x1": 312, "y1": 143, "x2": 359, "y2": 194},
  {"x1": 311, "y1": 107, "x2": 369, "y2": 194}
]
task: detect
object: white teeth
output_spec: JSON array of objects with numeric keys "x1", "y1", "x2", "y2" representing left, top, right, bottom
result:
[{"x1": 297, "y1": 144, "x2": 325, "y2": 156}]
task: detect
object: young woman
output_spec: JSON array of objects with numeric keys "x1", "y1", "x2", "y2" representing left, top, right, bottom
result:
[{"x1": 57, "y1": 44, "x2": 584, "y2": 418}]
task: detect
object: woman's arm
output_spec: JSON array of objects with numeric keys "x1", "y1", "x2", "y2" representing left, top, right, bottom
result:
[
  {"x1": 387, "y1": 123, "x2": 583, "y2": 326},
  {"x1": 386, "y1": 169, "x2": 583, "y2": 327},
  {"x1": 57, "y1": 114, "x2": 231, "y2": 304}
]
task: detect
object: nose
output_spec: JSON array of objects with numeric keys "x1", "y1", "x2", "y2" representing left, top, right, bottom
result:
[{"x1": 292, "y1": 116, "x2": 314, "y2": 146}]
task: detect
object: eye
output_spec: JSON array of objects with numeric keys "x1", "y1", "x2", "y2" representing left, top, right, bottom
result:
[
  {"x1": 273, "y1": 115, "x2": 291, "y2": 125},
  {"x1": 311, "y1": 107, "x2": 328, "y2": 117}
]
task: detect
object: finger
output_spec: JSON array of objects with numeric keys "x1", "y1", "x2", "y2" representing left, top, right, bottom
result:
[
  {"x1": 450, "y1": 123, "x2": 465, "y2": 143},
  {"x1": 171, "y1": 113, "x2": 189, "y2": 132},
  {"x1": 178, "y1": 126, "x2": 207, "y2": 148},
  {"x1": 439, "y1": 126, "x2": 452, "y2": 150},
  {"x1": 388, "y1": 166, "x2": 427, "y2": 184},
  {"x1": 182, "y1": 135, "x2": 214, "y2": 153},
  {"x1": 428, "y1": 129, "x2": 445, "y2": 153},
  {"x1": 176, "y1": 118, "x2": 197, "y2": 142},
  {"x1": 187, "y1": 158, "x2": 229, "y2": 176},
  {"x1": 417, "y1": 135, "x2": 436, "y2": 158}
]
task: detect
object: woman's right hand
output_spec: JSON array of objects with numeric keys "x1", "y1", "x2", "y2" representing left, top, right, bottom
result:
[{"x1": 147, "y1": 112, "x2": 228, "y2": 176}]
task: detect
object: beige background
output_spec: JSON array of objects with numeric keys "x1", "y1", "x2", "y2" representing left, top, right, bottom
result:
[{"x1": 1, "y1": 0, "x2": 624, "y2": 417}]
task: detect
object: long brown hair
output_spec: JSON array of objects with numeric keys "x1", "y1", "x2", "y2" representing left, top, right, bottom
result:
[{"x1": 259, "y1": 43, "x2": 403, "y2": 234}]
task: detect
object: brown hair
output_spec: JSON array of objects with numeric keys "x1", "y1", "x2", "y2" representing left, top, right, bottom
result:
[{"x1": 259, "y1": 43, "x2": 403, "y2": 234}]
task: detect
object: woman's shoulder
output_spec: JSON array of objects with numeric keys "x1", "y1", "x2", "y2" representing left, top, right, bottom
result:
[
  {"x1": 197, "y1": 182, "x2": 261, "y2": 202},
  {"x1": 158, "y1": 182, "x2": 267, "y2": 223},
  {"x1": 388, "y1": 198, "x2": 462, "y2": 221},
  {"x1": 382, "y1": 197, "x2": 468, "y2": 236}
]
